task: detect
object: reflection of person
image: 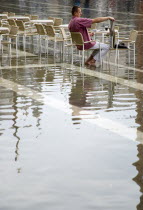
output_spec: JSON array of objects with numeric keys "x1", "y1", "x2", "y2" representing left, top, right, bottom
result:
[{"x1": 69, "y1": 6, "x2": 115, "y2": 66}]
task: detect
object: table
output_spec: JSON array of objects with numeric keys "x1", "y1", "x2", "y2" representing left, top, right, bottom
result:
[
  {"x1": 92, "y1": 29, "x2": 109, "y2": 42},
  {"x1": 8, "y1": 16, "x2": 30, "y2": 21},
  {"x1": 0, "y1": 14, "x2": 8, "y2": 17},
  {"x1": 0, "y1": 27, "x2": 10, "y2": 34},
  {"x1": 59, "y1": 24, "x2": 69, "y2": 28},
  {"x1": 30, "y1": 20, "x2": 53, "y2": 24},
  {"x1": 92, "y1": 29, "x2": 119, "y2": 43}
]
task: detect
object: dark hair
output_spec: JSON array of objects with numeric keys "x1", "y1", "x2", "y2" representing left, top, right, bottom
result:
[{"x1": 71, "y1": 6, "x2": 80, "y2": 16}]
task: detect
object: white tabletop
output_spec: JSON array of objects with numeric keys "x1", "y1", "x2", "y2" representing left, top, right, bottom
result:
[
  {"x1": 8, "y1": 16, "x2": 30, "y2": 21},
  {"x1": 0, "y1": 27, "x2": 9, "y2": 34},
  {"x1": 0, "y1": 14, "x2": 8, "y2": 17},
  {"x1": 59, "y1": 24, "x2": 69, "y2": 28},
  {"x1": 30, "y1": 20, "x2": 53, "y2": 23}
]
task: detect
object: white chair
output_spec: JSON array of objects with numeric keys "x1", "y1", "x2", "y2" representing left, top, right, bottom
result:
[
  {"x1": 35, "y1": 23, "x2": 47, "y2": 53},
  {"x1": 70, "y1": 32, "x2": 101, "y2": 67},
  {"x1": 1, "y1": 26, "x2": 19, "y2": 56},
  {"x1": 115, "y1": 29, "x2": 138, "y2": 64},
  {"x1": 44, "y1": 25, "x2": 64, "y2": 57}
]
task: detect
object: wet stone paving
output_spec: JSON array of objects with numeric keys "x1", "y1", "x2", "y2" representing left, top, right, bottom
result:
[{"x1": 0, "y1": 0, "x2": 143, "y2": 210}]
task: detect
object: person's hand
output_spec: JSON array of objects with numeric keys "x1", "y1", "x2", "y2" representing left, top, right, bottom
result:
[
  {"x1": 108, "y1": 17, "x2": 115, "y2": 21},
  {"x1": 89, "y1": 32, "x2": 94, "y2": 37}
]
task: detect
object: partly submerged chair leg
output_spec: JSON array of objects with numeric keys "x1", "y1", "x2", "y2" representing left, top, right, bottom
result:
[
  {"x1": 133, "y1": 43, "x2": 135, "y2": 65},
  {"x1": 71, "y1": 46, "x2": 73, "y2": 65},
  {"x1": 82, "y1": 45, "x2": 84, "y2": 67},
  {"x1": 82, "y1": 49, "x2": 84, "y2": 67}
]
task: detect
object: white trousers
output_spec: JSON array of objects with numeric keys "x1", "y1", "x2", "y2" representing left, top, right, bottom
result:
[{"x1": 89, "y1": 42, "x2": 110, "y2": 62}]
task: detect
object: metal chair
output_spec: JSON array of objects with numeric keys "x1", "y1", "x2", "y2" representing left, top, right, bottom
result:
[
  {"x1": 1, "y1": 26, "x2": 19, "y2": 56},
  {"x1": 53, "y1": 18, "x2": 63, "y2": 30},
  {"x1": 48, "y1": 17, "x2": 55, "y2": 25},
  {"x1": 8, "y1": 19, "x2": 17, "y2": 26},
  {"x1": 35, "y1": 23, "x2": 47, "y2": 53},
  {"x1": 116, "y1": 29, "x2": 138, "y2": 64},
  {"x1": 8, "y1": 12, "x2": 15, "y2": 17},
  {"x1": 44, "y1": 25, "x2": 64, "y2": 56},
  {"x1": 16, "y1": 20, "x2": 37, "y2": 49},
  {"x1": 31, "y1": 15, "x2": 39, "y2": 20},
  {"x1": 70, "y1": 32, "x2": 101, "y2": 67}
]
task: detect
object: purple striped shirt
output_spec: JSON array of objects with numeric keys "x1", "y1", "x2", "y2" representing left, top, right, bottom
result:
[{"x1": 69, "y1": 16, "x2": 96, "y2": 50}]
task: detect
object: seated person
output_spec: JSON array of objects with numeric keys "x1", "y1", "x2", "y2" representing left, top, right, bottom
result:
[{"x1": 69, "y1": 6, "x2": 115, "y2": 66}]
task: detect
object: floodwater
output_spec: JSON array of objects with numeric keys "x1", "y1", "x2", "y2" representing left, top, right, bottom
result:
[{"x1": 0, "y1": 0, "x2": 143, "y2": 209}]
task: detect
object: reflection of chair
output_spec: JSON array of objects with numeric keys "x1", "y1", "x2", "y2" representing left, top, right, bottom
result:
[
  {"x1": 70, "y1": 32, "x2": 100, "y2": 67},
  {"x1": 116, "y1": 29, "x2": 138, "y2": 64},
  {"x1": 1, "y1": 26, "x2": 19, "y2": 56}
]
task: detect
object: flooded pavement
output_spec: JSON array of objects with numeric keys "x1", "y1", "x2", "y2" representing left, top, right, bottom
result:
[{"x1": 0, "y1": 0, "x2": 143, "y2": 209}]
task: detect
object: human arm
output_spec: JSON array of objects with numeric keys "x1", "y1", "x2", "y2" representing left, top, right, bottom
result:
[{"x1": 91, "y1": 16, "x2": 115, "y2": 23}]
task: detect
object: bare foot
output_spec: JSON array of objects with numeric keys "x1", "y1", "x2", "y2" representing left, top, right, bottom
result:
[{"x1": 85, "y1": 58, "x2": 96, "y2": 66}]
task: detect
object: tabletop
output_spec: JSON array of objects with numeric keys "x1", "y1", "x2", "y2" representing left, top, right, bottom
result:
[
  {"x1": 59, "y1": 24, "x2": 69, "y2": 28},
  {"x1": 0, "y1": 27, "x2": 10, "y2": 34},
  {"x1": 30, "y1": 20, "x2": 53, "y2": 23},
  {"x1": 0, "y1": 14, "x2": 8, "y2": 17},
  {"x1": 8, "y1": 16, "x2": 30, "y2": 21}
]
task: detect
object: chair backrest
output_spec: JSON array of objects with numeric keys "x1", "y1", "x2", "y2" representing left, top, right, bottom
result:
[
  {"x1": 70, "y1": 32, "x2": 84, "y2": 45},
  {"x1": 31, "y1": 15, "x2": 39, "y2": 20},
  {"x1": 8, "y1": 12, "x2": 15, "y2": 17},
  {"x1": 3, "y1": 12, "x2": 8, "y2": 15},
  {"x1": 44, "y1": 25, "x2": 55, "y2": 37},
  {"x1": 90, "y1": 23, "x2": 96, "y2": 30},
  {"x1": 35, "y1": 24, "x2": 46, "y2": 35},
  {"x1": 2, "y1": 23, "x2": 10, "y2": 28},
  {"x1": 129, "y1": 30, "x2": 138, "y2": 42},
  {"x1": 15, "y1": 20, "x2": 25, "y2": 31},
  {"x1": 54, "y1": 18, "x2": 63, "y2": 26},
  {"x1": 114, "y1": 25, "x2": 119, "y2": 31},
  {"x1": 1, "y1": 15, "x2": 8, "y2": 20},
  {"x1": 60, "y1": 27, "x2": 67, "y2": 39},
  {"x1": 8, "y1": 19, "x2": 17, "y2": 26},
  {"x1": 9, "y1": 26, "x2": 19, "y2": 36},
  {"x1": 48, "y1": 17, "x2": 55, "y2": 24},
  {"x1": 25, "y1": 14, "x2": 31, "y2": 18}
]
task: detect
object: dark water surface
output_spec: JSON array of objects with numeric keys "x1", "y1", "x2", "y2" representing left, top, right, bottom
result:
[{"x1": 0, "y1": 0, "x2": 143, "y2": 210}]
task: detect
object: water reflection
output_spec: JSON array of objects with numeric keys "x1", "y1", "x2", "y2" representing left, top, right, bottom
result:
[
  {"x1": 1, "y1": 0, "x2": 143, "y2": 209},
  {"x1": 133, "y1": 144, "x2": 143, "y2": 210}
]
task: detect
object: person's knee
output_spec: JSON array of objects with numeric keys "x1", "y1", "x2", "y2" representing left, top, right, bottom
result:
[{"x1": 106, "y1": 44, "x2": 110, "y2": 50}]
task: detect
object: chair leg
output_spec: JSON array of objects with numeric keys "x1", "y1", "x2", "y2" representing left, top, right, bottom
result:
[
  {"x1": 16, "y1": 37, "x2": 18, "y2": 57},
  {"x1": 47, "y1": 38, "x2": 49, "y2": 55},
  {"x1": 71, "y1": 46, "x2": 73, "y2": 65},
  {"x1": 63, "y1": 41, "x2": 65, "y2": 61},
  {"x1": 54, "y1": 41, "x2": 56, "y2": 57},
  {"x1": 133, "y1": 43, "x2": 135, "y2": 65},
  {"x1": 82, "y1": 50, "x2": 84, "y2": 67},
  {"x1": 128, "y1": 43, "x2": 130, "y2": 63}
]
